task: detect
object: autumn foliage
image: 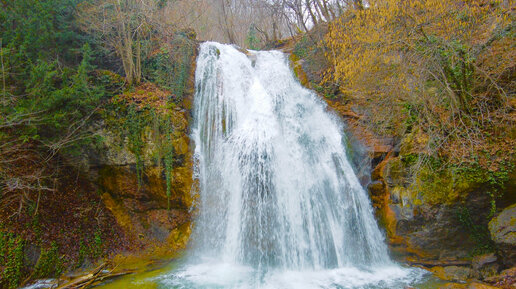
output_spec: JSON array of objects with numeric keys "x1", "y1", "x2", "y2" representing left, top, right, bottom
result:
[{"x1": 325, "y1": 0, "x2": 515, "y2": 170}]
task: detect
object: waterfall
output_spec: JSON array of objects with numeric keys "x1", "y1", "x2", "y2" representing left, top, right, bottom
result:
[{"x1": 158, "y1": 42, "x2": 423, "y2": 289}]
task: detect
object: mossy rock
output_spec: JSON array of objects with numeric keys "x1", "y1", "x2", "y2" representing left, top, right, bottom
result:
[
  {"x1": 431, "y1": 266, "x2": 475, "y2": 282},
  {"x1": 488, "y1": 204, "x2": 516, "y2": 266},
  {"x1": 411, "y1": 166, "x2": 458, "y2": 205},
  {"x1": 289, "y1": 53, "x2": 311, "y2": 88},
  {"x1": 439, "y1": 283, "x2": 467, "y2": 289},
  {"x1": 409, "y1": 164, "x2": 487, "y2": 206},
  {"x1": 383, "y1": 157, "x2": 411, "y2": 187},
  {"x1": 399, "y1": 128, "x2": 429, "y2": 156},
  {"x1": 167, "y1": 222, "x2": 191, "y2": 250}
]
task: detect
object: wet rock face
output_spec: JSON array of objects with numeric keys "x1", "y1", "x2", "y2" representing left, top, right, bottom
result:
[
  {"x1": 398, "y1": 205, "x2": 475, "y2": 260},
  {"x1": 439, "y1": 283, "x2": 467, "y2": 289},
  {"x1": 466, "y1": 282, "x2": 500, "y2": 289},
  {"x1": 369, "y1": 155, "x2": 483, "y2": 261},
  {"x1": 484, "y1": 266, "x2": 516, "y2": 287},
  {"x1": 77, "y1": 52, "x2": 198, "y2": 253},
  {"x1": 431, "y1": 265, "x2": 475, "y2": 282},
  {"x1": 472, "y1": 253, "x2": 499, "y2": 280},
  {"x1": 489, "y1": 204, "x2": 516, "y2": 266},
  {"x1": 98, "y1": 165, "x2": 192, "y2": 247},
  {"x1": 92, "y1": 102, "x2": 195, "y2": 250}
]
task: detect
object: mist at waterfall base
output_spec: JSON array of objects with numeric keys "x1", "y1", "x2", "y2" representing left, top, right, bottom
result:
[{"x1": 157, "y1": 42, "x2": 427, "y2": 289}]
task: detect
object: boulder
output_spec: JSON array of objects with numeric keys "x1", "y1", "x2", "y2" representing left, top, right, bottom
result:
[
  {"x1": 466, "y1": 282, "x2": 500, "y2": 289},
  {"x1": 489, "y1": 204, "x2": 516, "y2": 266},
  {"x1": 431, "y1": 266, "x2": 476, "y2": 282},
  {"x1": 472, "y1": 253, "x2": 499, "y2": 280},
  {"x1": 484, "y1": 267, "x2": 516, "y2": 287},
  {"x1": 370, "y1": 153, "x2": 494, "y2": 261}
]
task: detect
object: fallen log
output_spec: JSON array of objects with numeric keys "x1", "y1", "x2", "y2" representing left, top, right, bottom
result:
[{"x1": 55, "y1": 263, "x2": 135, "y2": 289}]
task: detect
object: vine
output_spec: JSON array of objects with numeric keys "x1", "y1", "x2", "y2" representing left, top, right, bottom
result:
[
  {"x1": 127, "y1": 105, "x2": 146, "y2": 189},
  {"x1": 456, "y1": 206, "x2": 494, "y2": 255},
  {"x1": 164, "y1": 131, "x2": 175, "y2": 211},
  {"x1": 34, "y1": 241, "x2": 64, "y2": 278},
  {"x1": 90, "y1": 228, "x2": 104, "y2": 259},
  {"x1": 2, "y1": 234, "x2": 24, "y2": 289}
]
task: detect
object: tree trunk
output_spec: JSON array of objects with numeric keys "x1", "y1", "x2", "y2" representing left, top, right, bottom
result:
[
  {"x1": 124, "y1": 28, "x2": 134, "y2": 84},
  {"x1": 135, "y1": 39, "x2": 141, "y2": 84},
  {"x1": 220, "y1": 0, "x2": 236, "y2": 44},
  {"x1": 305, "y1": 0, "x2": 318, "y2": 26},
  {"x1": 314, "y1": 0, "x2": 330, "y2": 21}
]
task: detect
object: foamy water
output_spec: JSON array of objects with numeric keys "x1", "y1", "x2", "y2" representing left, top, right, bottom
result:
[{"x1": 158, "y1": 42, "x2": 426, "y2": 288}]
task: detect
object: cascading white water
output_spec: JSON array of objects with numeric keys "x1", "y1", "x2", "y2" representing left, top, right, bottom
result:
[{"x1": 157, "y1": 42, "x2": 424, "y2": 289}]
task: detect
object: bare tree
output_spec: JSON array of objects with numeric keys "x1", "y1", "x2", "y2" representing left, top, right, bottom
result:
[{"x1": 77, "y1": 0, "x2": 158, "y2": 85}]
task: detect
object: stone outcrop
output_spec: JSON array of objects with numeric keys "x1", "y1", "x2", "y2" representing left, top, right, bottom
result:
[
  {"x1": 285, "y1": 33, "x2": 515, "y2": 285},
  {"x1": 484, "y1": 266, "x2": 516, "y2": 287},
  {"x1": 92, "y1": 106, "x2": 195, "y2": 253},
  {"x1": 78, "y1": 44, "x2": 199, "y2": 255},
  {"x1": 472, "y1": 253, "x2": 499, "y2": 280},
  {"x1": 431, "y1": 265, "x2": 476, "y2": 282},
  {"x1": 368, "y1": 152, "x2": 486, "y2": 261},
  {"x1": 489, "y1": 204, "x2": 516, "y2": 267},
  {"x1": 439, "y1": 282, "x2": 501, "y2": 289}
]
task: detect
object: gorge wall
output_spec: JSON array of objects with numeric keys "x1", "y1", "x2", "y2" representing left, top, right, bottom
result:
[{"x1": 283, "y1": 26, "x2": 516, "y2": 286}]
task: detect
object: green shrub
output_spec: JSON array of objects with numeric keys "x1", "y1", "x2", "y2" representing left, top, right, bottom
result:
[
  {"x1": 34, "y1": 241, "x2": 63, "y2": 279},
  {"x1": 2, "y1": 235, "x2": 25, "y2": 289}
]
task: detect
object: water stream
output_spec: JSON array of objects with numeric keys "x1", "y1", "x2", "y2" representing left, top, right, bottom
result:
[
  {"x1": 98, "y1": 42, "x2": 435, "y2": 289},
  {"x1": 159, "y1": 42, "x2": 426, "y2": 288}
]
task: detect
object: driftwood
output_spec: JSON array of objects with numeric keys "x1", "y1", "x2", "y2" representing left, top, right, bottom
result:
[{"x1": 54, "y1": 263, "x2": 134, "y2": 289}]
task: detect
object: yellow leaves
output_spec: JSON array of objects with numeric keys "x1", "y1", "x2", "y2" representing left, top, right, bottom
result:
[
  {"x1": 325, "y1": 0, "x2": 511, "y2": 97},
  {"x1": 324, "y1": 0, "x2": 514, "y2": 165}
]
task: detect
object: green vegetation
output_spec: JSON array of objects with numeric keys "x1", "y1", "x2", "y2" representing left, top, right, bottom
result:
[
  {"x1": 77, "y1": 240, "x2": 88, "y2": 268},
  {"x1": 292, "y1": 35, "x2": 311, "y2": 60},
  {"x1": 34, "y1": 242, "x2": 64, "y2": 279},
  {"x1": 0, "y1": 0, "x2": 108, "y2": 217},
  {"x1": 0, "y1": 0, "x2": 196, "y2": 284},
  {"x1": 143, "y1": 35, "x2": 195, "y2": 103},
  {"x1": 91, "y1": 229, "x2": 104, "y2": 259},
  {"x1": 0, "y1": 233, "x2": 25, "y2": 289},
  {"x1": 456, "y1": 206, "x2": 495, "y2": 255},
  {"x1": 164, "y1": 133, "x2": 175, "y2": 211},
  {"x1": 246, "y1": 25, "x2": 260, "y2": 50},
  {"x1": 0, "y1": 0, "x2": 513, "y2": 285},
  {"x1": 1, "y1": 0, "x2": 196, "y2": 210},
  {"x1": 75, "y1": 229, "x2": 105, "y2": 268},
  {"x1": 326, "y1": 0, "x2": 514, "y2": 168},
  {"x1": 126, "y1": 105, "x2": 146, "y2": 189}
]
